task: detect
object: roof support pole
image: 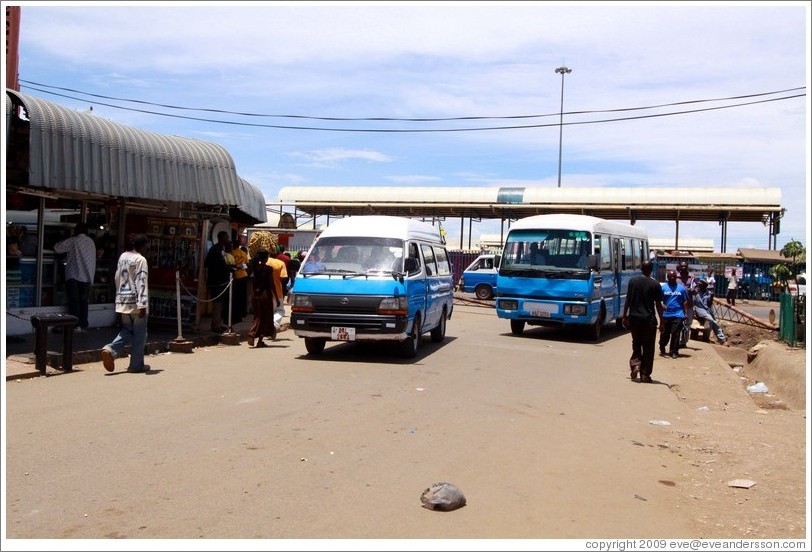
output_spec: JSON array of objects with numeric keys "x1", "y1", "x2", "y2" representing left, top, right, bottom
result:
[{"x1": 674, "y1": 211, "x2": 680, "y2": 251}]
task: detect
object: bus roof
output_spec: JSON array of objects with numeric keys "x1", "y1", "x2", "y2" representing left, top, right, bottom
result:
[
  {"x1": 317, "y1": 215, "x2": 445, "y2": 243},
  {"x1": 508, "y1": 214, "x2": 648, "y2": 239}
]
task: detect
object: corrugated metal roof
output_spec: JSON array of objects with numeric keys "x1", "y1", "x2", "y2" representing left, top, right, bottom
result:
[
  {"x1": 233, "y1": 177, "x2": 267, "y2": 224},
  {"x1": 736, "y1": 248, "x2": 788, "y2": 263},
  {"x1": 6, "y1": 90, "x2": 265, "y2": 224},
  {"x1": 276, "y1": 185, "x2": 783, "y2": 223}
]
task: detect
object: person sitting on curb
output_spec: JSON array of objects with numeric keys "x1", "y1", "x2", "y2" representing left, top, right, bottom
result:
[{"x1": 693, "y1": 278, "x2": 730, "y2": 346}]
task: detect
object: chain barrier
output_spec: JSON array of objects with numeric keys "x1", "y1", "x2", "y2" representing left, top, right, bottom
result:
[{"x1": 178, "y1": 276, "x2": 233, "y2": 303}]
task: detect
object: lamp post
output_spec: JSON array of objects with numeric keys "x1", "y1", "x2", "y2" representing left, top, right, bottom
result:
[{"x1": 554, "y1": 65, "x2": 572, "y2": 188}]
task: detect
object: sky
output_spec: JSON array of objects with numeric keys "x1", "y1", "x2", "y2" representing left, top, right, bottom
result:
[{"x1": 5, "y1": 1, "x2": 811, "y2": 254}]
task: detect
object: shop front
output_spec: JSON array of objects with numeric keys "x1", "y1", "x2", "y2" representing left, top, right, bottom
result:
[{"x1": 5, "y1": 90, "x2": 266, "y2": 336}]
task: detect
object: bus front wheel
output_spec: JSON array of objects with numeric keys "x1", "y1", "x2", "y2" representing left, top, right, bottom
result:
[
  {"x1": 510, "y1": 320, "x2": 525, "y2": 335},
  {"x1": 590, "y1": 306, "x2": 605, "y2": 341}
]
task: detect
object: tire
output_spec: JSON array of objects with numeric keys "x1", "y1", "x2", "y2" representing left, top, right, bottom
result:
[
  {"x1": 590, "y1": 306, "x2": 605, "y2": 341},
  {"x1": 430, "y1": 308, "x2": 447, "y2": 342},
  {"x1": 510, "y1": 319, "x2": 525, "y2": 335},
  {"x1": 400, "y1": 313, "x2": 422, "y2": 358},
  {"x1": 304, "y1": 337, "x2": 326, "y2": 355},
  {"x1": 475, "y1": 284, "x2": 494, "y2": 300}
]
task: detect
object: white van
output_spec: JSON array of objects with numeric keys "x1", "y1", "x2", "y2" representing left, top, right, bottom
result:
[{"x1": 290, "y1": 216, "x2": 454, "y2": 358}]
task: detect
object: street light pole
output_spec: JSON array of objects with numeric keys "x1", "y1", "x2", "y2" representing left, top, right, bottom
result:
[{"x1": 555, "y1": 65, "x2": 572, "y2": 188}]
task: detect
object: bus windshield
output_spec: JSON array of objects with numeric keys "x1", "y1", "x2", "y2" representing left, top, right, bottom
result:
[{"x1": 501, "y1": 229, "x2": 593, "y2": 272}]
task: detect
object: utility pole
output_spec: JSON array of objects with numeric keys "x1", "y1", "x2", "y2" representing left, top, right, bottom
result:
[{"x1": 555, "y1": 65, "x2": 572, "y2": 188}]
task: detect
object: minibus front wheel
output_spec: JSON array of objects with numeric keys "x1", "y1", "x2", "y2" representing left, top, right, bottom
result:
[
  {"x1": 430, "y1": 308, "x2": 447, "y2": 342},
  {"x1": 400, "y1": 313, "x2": 422, "y2": 358},
  {"x1": 305, "y1": 337, "x2": 326, "y2": 355}
]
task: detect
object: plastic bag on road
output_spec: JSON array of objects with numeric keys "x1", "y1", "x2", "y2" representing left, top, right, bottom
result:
[{"x1": 420, "y1": 482, "x2": 466, "y2": 511}]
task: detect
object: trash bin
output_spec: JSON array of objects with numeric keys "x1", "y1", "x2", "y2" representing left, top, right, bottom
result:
[{"x1": 30, "y1": 314, "x2": 79, "y2": 374}]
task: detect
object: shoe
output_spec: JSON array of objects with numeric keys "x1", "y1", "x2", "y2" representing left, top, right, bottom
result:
[
  {"x1": 255, "y1": 341, "x2": 268, "y2": 348},
  {"x1": 670, "y1": 352, "x2": 679, "y2": 359},
  {"x1": 101, "y1": 348, "x2": 115, "y2": 372},
  {"x1": 127, "y1": 365, "x2": 148, "y2": 373},
  {"x1": 659, "y1": 347, "x2": 666, "y2": 356},
  {"x1": 247, "y1": 335, "x2": 255, "y2": 347},
  {"x1": 629, "y1": 359, "x2": 640, "y2": 381},
  {"x1": 641, "y1": 375, "x2": 653, "y2": 383}
]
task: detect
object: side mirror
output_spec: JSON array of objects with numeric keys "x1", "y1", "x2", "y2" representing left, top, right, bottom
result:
[
  {"x1": 588, "y1": 254, "x2": 598, "y2": 270},
  {"x1": 404, "y1": 257, "x2": 419, "y2": 274}
]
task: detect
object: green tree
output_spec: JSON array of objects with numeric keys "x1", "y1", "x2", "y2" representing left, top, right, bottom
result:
[{"x1": 769, "y1": 239, "x2": 806, "y2": 294}]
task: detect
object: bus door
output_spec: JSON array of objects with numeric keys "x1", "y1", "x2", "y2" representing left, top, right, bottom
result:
[{"x1": 611, "y1": 237, "x2": 623, "y2": 317}]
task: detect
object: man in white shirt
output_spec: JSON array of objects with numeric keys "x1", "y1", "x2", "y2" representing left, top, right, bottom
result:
[{"x1": 53, "y1": 222, "x2": 96, "y2": 331}]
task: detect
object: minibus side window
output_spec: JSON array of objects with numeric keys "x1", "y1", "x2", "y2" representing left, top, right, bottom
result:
[
  {"x1": 407, "y1": 243, "x2": 421, "y2": 275},
  {"x1": 421, "y1": 244, "x2": 437, "y2": 276},
  {"x1": 434, "y1": 247, "x2": 451, "y2": 276}
]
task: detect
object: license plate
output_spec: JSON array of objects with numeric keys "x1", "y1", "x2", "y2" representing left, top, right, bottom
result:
[
  {"x1": 526, "y1": 302, "x2": 556, "y2": 318},
  {"x1": 331, "y1": 326, "x2": 356, "y2": 341}
]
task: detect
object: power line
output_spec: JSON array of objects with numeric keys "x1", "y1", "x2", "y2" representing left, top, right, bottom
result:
[{"x1": 18, "y1": 81, "x2": 805, "y2": 133}]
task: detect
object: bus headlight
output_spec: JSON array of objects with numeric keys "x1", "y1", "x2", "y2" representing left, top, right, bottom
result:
[
  {"x1": 500, "y1": 299, "x2": 519, "y2": 310},
  {"x1": 563, "y1": 304, "x2": 586, "y2": 315}
]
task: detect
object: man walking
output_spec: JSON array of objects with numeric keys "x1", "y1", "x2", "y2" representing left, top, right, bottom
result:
[
  {"x1": 101, "y1": 234, "x2": 150, "y2": 373},
  {"x1": 659, "y1": 270, "x2": 690, "y2": 359},
  {"x1": 622, "y1": 261, "x2": 664, "y2": 383},
  {"x1": 676, "y1": 261, "x2": 696, "y2": 349},
  {"x1": 53, "y1": 222, "x2": 96, "y2": 332}
]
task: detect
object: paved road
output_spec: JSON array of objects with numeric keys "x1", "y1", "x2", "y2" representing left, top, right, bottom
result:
[{"x1": 1, "y1": 304, "x2": 753, "y2": 541}]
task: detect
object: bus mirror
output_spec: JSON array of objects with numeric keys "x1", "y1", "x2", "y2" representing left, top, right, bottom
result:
[{"x1": 588, "y1": 254, "x2": 598, "y2": 270}]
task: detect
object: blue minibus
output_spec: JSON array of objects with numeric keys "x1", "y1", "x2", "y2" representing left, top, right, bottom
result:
[
  {"x1": 459, "y1": 253, "x2": 500, "y2": 299},
  {"x1": 495, "y1": 214, "x2": 649, "y2": 339},
  {"x1": 290, "y1": 216, "x2": 454, "y2": 358}
]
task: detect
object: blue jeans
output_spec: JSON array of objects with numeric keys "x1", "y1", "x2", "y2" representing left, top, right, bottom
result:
[
  {"x1": 66, "y1": 279, "x2": 90, "y2": 329},
  {"x1": 694, "y1": 306, "x2": 726, "y2": 342},
  {"x1": 104, "y1": 312, "x2": 148, "y2": 371}
]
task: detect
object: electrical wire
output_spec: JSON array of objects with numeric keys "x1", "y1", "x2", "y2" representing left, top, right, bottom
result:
[{"x1": 18, "y1": 80, "x2": 805, "y2": 133}]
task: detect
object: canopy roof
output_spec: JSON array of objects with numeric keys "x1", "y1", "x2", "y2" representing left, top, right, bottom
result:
[
  {"x1": 6, "y1": 90, "x2": 265, "y2": 224},
  {"x1": 276, "y1": 185, "x2": 782, "y2": 224}
]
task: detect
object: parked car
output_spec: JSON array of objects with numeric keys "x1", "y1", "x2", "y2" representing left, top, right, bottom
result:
[{"x1": 458, "y1": 253, "x2": 500, "y2": 300}]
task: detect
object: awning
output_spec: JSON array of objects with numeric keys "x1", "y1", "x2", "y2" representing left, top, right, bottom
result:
[
  {"x1": 232, "y1": 177, "x2": 267, "y2": 225},
  {"x1": 5, "y1": 90, "x2": 265, "y2": 225}
]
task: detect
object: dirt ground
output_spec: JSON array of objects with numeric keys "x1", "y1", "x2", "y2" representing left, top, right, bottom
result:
[{"x1": 671, "y1": 318, "x2": 808, "y2": 538}]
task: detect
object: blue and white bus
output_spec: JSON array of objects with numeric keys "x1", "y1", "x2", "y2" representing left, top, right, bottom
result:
[{"x1": 495, "y1": 214, "x2": 649, "y2": 339}]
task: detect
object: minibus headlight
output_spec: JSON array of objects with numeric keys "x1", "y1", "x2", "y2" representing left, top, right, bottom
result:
[
  {"x1": 378, "y1": 296, "x2": 408, "y2": 315},
  {"x1": 292, "y1": 294, "x2": 314, "y2": 312},
  {"x1": 500, "y1": 299, "x2": 518, "y2": 310},
  {"x1": 564, "y1": 304, "x2": 586, "y2": 315}
]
